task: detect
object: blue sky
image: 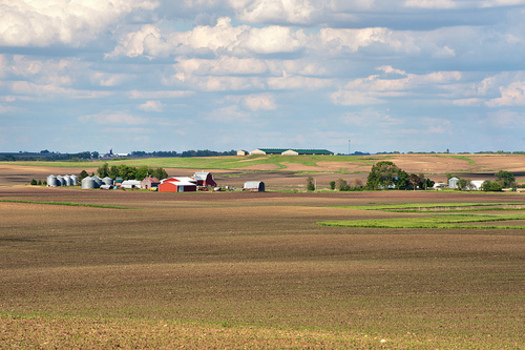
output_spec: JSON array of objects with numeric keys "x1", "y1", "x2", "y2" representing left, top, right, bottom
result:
[{"x1": 1, "y1": 0, "x2": 525, "y2": 154}]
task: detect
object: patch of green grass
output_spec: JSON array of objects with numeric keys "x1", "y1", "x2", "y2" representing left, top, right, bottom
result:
[
  {"x1": 0, "y1": 199, "x2": 133, "y2": 209},
  {"x1": 318, "y1": 213, "x2": 525, "y2": 229}
]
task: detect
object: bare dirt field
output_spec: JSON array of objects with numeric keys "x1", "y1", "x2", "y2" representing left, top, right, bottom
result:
[{"x1": 1, "y1": 184, "x2": 525, "y2": 349}]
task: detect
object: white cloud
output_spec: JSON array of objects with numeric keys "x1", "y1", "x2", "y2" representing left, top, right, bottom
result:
[
  {"x1": 404, "y1": 0, "x2": 457, "y2": 9},
  {"x1": 91, "y1": 72, "x2": 130, "y2": 87},
  {"x1": 0, "y1": 0, "x2": 159, "y2": 47},
  {"x1": 127, "y1": 90, "x2": 193, "y2": 99},
  {"x1": 486, "y1": 81, "x2": 525, "y2": 106},
  {"x1": 231, "y1": 0, "x2": 316, "y2": 24},
  {"x1": 79, "y1": 111, "x2": 147, "y2": 125},
  {"x1": 340, "y1": 108, "x2": 403, "y2": 127},
  {"x1": 226, "y1": 93, "x2": 277, "y2": 110},
  {"x1": 331, "y1": 90, "x2": 384, "y2": 106},
  {"x1": 206, "y1": 105, "x2": 250, "y2": 122},
  {"x1": 139, "y1": 100, "x2": 164, "y2": 112}
]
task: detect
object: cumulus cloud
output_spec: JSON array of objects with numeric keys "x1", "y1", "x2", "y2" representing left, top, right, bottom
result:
[
  {"x1": 486, "y1": 81, "x2": 525, "y2": 106},
  {"x1": 0, "y1": 0, "x2": 159, "y2": 47},
  {"x1": 139, "y1": 100, "x2": 164, "y2": 112},
  {"x1": 231, "y1": 0, "x2": 316, "y2": 24},
  {"x1": 226, "y1": 93, "x2": 277, "y2": 110}
]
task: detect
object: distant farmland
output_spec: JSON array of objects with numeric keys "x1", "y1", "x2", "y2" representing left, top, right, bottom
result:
[{"x1": 1, "y1": 186, "x2": 524, "y2": 349}]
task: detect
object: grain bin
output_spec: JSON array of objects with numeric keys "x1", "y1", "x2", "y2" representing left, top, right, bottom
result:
[
  {"x1": 81, "y1": 176, "x2": 95, "y2": 189},
  {"x1": 56, "y1": 175, "x2": 64, "y2": 186},
  {"x1": 47, "y1": 175, "x2": 57, "y2": 187},
  {"x1": 91, "y1": 176, "x2": 102, "y2": 188},
  {"x1": 70, "y1": 175, "x2": 78, "y2": 186},
  {"x1": 63, "y1": 175, "x2": 72, "y2": 186},
  {"x1": 102, "y1": 177, "x2": 113, "y2": 186}
]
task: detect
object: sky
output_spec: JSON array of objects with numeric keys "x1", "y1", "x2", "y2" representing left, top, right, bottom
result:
[{"x1": 1, "y1": 0, "x2": 525, "y2": 155}]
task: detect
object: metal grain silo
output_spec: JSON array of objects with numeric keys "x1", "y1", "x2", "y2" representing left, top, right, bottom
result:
[
  {"x1": 63, "y1": 175, "x2": 72, "y2": 186},
  {"x1": 56, "y1": 175, "x2": 64, "y2": 186},
  {"x1": 70, "y1": 175, "x2": 78, "y2": 186},
  {"x1": 47, "y1": 175, "x2": 57, "y2": 187},
  {"x1": 91, "y1": 176, "x2": 102, "y2": 188},
  {"x1": 102, "y1": 177, "x2": 113, "y2": 186},
  {"x1": 81, "y1": 176, "x2": 95, "y2": 189}
]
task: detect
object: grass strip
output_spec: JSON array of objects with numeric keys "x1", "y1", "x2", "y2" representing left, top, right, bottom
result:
[
  {"x1": 0, "y1": 199, "x2": 133, "y2": 209},
  {"x1": 318, "y1": 213, "x2": 525, "y2": 229}
]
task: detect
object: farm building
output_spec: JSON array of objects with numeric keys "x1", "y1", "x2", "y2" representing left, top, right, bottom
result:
[
  {"x1": 237, "y1": 150, "x2": 249, "y2": 156},
  {"x1": 448, "y1": 177, "x2": 459, "y2": 189},
  {"x1": 141, "y1": 175, "x2": 160, "y2": 189},
  {"x1": 250, "y1": 148, "x2": 334, "y2": 156},
  {"x1": 244, "y1": 181, "x2": 265, "y2": 192},
  {"x1": 159, "y1": 180, "x2": 197, "y2": 192},
  {"x1": 192, "y1": 171, "x2": 217, "y2": 187},
  {"x1": 121, "y1": 180, "x2": 142, "y2": 189}
]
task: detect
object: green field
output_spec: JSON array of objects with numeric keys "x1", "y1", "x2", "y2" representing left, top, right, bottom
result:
[{"x1": 1, "y1": 188, "x2": 524, "y2": 349}]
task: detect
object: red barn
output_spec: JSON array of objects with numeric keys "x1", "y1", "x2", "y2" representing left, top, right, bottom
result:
[
  {"x1": 192, "y1": 171, "x2": 217, "y2": 187},
  {"x1": 158, "y1": 180, "x2": 197, "y2": 192}
]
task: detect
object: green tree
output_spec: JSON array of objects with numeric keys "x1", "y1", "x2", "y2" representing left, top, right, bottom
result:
[
  {"x1": 152, "y1": 168, "x2": 168, "y2": 180},
  {"x1": 97, "y1": 162, "x2": 110, "y2": 178},
  {"x1": 329, "y1": 181, "x2": 336, "y2": 190},
  {"x1": 118, "y1": 164, "x2": 136, "y2": 180},
  {"x1": 135, "y1": 165, "x2": 150, "y2": 181},
  {"x1": 495, "y1": 170, "x2": 516, "y2": 188},
  {"x1": 366, "y1": 161, "x2": 407, "y2": 190},
  {"x1": 408, "y1": 173, "x2": 423, "y2": 190},
  {"x1": 306, "y1": 177, "x2": 315, "y2": 191},
  {"x1": 30, "y1": 179, "x2": 37, "y2": 185},
  {"x1": 110, "y1": 166, "x2": 120, "y2": 179},
  {"x1": 336, "y1": 178, "x2": 349, "y2": 191},
  {"x1": 79, "y1": 170, "x2": 89, "y2": 181},
  {"x1": 457, "y1": 178, "x2": 473, "y2": 191}
]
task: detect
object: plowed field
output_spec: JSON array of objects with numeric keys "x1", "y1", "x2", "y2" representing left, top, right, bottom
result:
[{"x1": 1, "y1": 186, "x2": 525, "y2": 349}]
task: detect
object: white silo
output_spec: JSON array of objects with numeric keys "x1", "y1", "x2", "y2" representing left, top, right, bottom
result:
[
  {"x1": 56, "y1": 175, "x2": 64, "y2": 186},
  {"x1": 47, "y1": 175, "x2": 57, "y2": 187},
  {"x1": 102, "y1": 177, "x2": 113, "y2": 186},
  {"x1": 63, "y1": 175, "x2": 72, "y2": 186}
]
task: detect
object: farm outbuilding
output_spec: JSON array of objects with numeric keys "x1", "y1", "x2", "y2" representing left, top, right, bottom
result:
[
  {"x1": 448, "y1": 177, "x2": 459, "y2": 189},
  {"x1": 250, "y1": 148, "x2": 334, "y2": 156},
  {"x1": 48, "y1": 174, "x2": 77, "y2": 187},
  {"x1": 159, "y1": 180, "x2": 197, "y2": 192},
  {"x1": 141, "y1": 175, "x2": 160, "y2": 189},
  {"x1": 192, "y1": 172, "x2": 216, "y2": 187},
  {"x1": 121, "y1": 180, "x2": 141, "y2": 189},
  {"x1": 81, "y1": 176, "x2": 96, "y2": 189},
  {"x1": 244, "y1": 181, "x2": 265, "y2": 192}
]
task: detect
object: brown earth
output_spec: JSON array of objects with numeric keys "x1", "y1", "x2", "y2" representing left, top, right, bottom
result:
[{"x1": 1, "y1": 187, "x2": 525, "y2": 349}]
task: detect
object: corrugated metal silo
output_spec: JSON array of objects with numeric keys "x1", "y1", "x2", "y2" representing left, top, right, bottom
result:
[
  {"x1": 56, "y1": 175, "x2": 64, "y2": 186},
  {"x1": 47, "y1": 175, "x2": 57, "y2": 187},
  {"x1": 102, "y1": 177, "x2": 113, "y2": 186},
  {"x1": 63, "y1": 175, "x2": 72, "y2": 186},
  {"x1": 70, "y1": 175, "x2": 78, "y2": 186},
  {"x1": 91, "y1": 176, "x2": 102, "y2": 188},
  {"x1": 81, "y1": 176, "x2": 95, "y2": 189}
]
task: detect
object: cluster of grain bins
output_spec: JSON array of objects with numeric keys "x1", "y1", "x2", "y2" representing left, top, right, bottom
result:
[
  {"x1": 47, "y1": 174, "x2": 78, "y2": 187},
  {"x1": 81, "y1": 176, "x2": 114, "y2": 189}
]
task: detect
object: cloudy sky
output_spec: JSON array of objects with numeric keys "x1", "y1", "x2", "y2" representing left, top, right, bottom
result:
[{"x1": 1, "y1": 0, "x2": 525, "y2": 154}]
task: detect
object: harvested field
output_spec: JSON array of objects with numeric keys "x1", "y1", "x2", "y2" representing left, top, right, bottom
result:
[{"x1": 1, "y1": 185, "x2": 525, "y2": 349}]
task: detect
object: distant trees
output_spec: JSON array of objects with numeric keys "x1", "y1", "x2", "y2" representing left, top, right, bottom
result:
[
  {"x1": 306, "y1": 177, "x2": 315, "y2": 191},
  {"x1": 495, "y1": 170, "x2": 516, "y2": 188},
  {"x1": 94, "y1": 163, "x2": 168, "y2": 181},
  {"x1": 481, "y1": 180, "x2": 503, "y2": 192},
  {"x1": 366, "y1": 161, "x2": 409, "y2": 190}
]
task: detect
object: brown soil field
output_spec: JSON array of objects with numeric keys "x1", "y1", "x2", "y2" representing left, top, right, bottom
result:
[{"x1": 1, "y1": 185, "x2": 525, "y2": 349}]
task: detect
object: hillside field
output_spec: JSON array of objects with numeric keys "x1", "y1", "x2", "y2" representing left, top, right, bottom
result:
[{"x1": 2, "y1": 153, "x2": 525, "y2": 190}]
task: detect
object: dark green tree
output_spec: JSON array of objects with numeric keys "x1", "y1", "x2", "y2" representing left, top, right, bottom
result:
[
  {"x1": 110, "y1": 166, "x2": 120, "y2": 179},
  {"x1": 408, "y1": 173, "x2": 423, "y2": 190},
  {"x1": 30, "y1": 179, "x2": 37, "y2": 185},
  {"x1": 97, "y1": 162, "x2": 110, "y2": 177},
  {"x1": 79, "y1": 170, "x2": 89, "y2": 180},
  {"x1": 329, "y1": 181, "x2": 336, "y2": 190},
  {"x1": 306, "y1": 177, "x2": 315, "y2": 191},
  {"x1": 152, "y1": 168, "x2": 168, "y2": 180},
  {"x1": 495, "y1": 170, "x2": 516, "y2": 188},
  {"x1": 366, "y1": 161, "x2": 407, "y2": 190},
  {"x1": 336, "y1": 178, "x2": 349, "y2": 191}
]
